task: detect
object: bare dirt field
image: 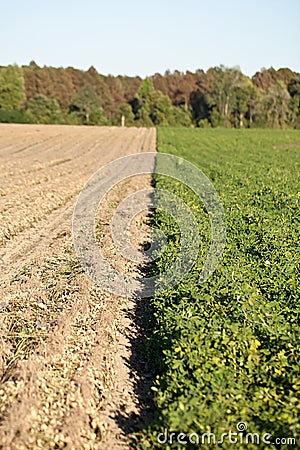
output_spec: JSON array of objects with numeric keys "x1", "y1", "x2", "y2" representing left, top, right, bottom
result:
[{"x1": 0, "y1": 124, "x2": 156, "y2": 449}]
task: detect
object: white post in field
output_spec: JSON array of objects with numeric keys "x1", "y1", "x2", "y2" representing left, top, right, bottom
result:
[{"x1": 121, "y1": 115, "x2": 125, "y2": 127}]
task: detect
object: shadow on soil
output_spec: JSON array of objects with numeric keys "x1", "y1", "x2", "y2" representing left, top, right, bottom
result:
[{"x1": 111, "y1": 181, "x2": 165, "y2": 443}]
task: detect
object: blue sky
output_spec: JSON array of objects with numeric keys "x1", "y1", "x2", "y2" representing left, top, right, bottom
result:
[{"x1": 1, "y1": 0, "x2": 299, "y2": 77}]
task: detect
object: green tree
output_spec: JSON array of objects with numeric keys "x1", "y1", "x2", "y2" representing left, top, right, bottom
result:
[
  {"x1": 288, "y1": 78, "x2": 300, "y2": 128},
  {"x1": 149, "y1": 91, "x2": 174, "y2": 126},
  {"x1": 0, "y1": 65, "x2": 26, "y2": 110},
  {"x1": 70, "y1": 84, "x2": 102, "y2": 124},
  {"x1": 231, "y1": 77, "x2": 254, "y2": 127},
  {"x1": 171, "y1": 106, "x2": 192, "y2": 127},
  {"x1": 134, "y1": 79, "x2": 180, "y2": 126},
  {"x1": 26, "y1": 95, "x2": 63, "y2": 124},
  {"x1": 114, "y1": 103, "x2": 135, "y2": 126},
  {"x1": 0, "y1": 109, "x2": 29, "y2": 124},
  {"x1": 137, "y1": 78, "x2": 155, "y2": 102},
  {"x1": 190, "y1": 91, "x2": 211, "y2": 125},
  {"x1": 135, "y1": 104, "x2": 153, "y2": 127},
  {"x1": 247, "y1": 86, "x2": 262, "y2": 127},
  {"x1": 209, "y1": 65, "x2": 243, "y2": 127},
  {"x1": 133, "y1": 79, "x2": 154, "y2": 126},
  {"x1": 265, "y1": 81, "x2": 290, "y2": 128},
  {"x1": 89, "y1": 107, "x2": 108, "y2": 125}
]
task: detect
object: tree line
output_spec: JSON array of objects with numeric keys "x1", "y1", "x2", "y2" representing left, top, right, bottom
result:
[{"x1": 0, "y1": 61, "x2": 299, "y2": 128}]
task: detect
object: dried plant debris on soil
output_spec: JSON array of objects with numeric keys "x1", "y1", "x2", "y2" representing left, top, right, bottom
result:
[{"x1": 0, "y1": 124, "x2": 156, "y2": 449}]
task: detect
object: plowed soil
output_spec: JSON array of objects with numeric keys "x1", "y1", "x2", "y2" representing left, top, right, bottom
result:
[{"x1": 0, "y1": 124, "x2": 156, "y2": 449}]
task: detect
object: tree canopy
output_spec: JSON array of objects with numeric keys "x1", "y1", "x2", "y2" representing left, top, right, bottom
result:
[
  {"x1": 0, "y1": 65, "x2": 26, "y2": 110},
  {"x1": 0, "y1": 63, "x2": 299, "y2": 128}
]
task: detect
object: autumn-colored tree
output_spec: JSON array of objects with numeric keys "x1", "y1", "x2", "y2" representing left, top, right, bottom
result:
[
  {"x1": 252, "y1": 67, "x2": 278, "y2": 90},
  {"x1": 0, "y1": 63, "x2": 298, "y2": 128}
]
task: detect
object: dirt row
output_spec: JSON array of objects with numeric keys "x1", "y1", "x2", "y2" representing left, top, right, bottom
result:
[{"x1": 0, "y1": 124, "x2": 156, "y2": 449}]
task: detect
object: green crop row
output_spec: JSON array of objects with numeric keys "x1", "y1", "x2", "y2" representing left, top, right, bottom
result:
[{"x1": 136, "y1": 129, "x2": 300, "y2": 449}]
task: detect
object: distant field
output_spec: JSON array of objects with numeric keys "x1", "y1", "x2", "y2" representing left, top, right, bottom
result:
[{"x1": 140, "y1": 128, "x2": 300, "y2": 448}]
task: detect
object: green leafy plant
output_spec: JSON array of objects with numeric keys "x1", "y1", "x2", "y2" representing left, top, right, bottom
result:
[{"x1": 136, "y1": 128, "x2": 300, "y2": 449}]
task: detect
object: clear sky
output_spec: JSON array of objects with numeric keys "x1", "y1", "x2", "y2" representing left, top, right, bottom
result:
[{"x1": 1, "y1": 0, "x2": 299, "y2": 77}]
